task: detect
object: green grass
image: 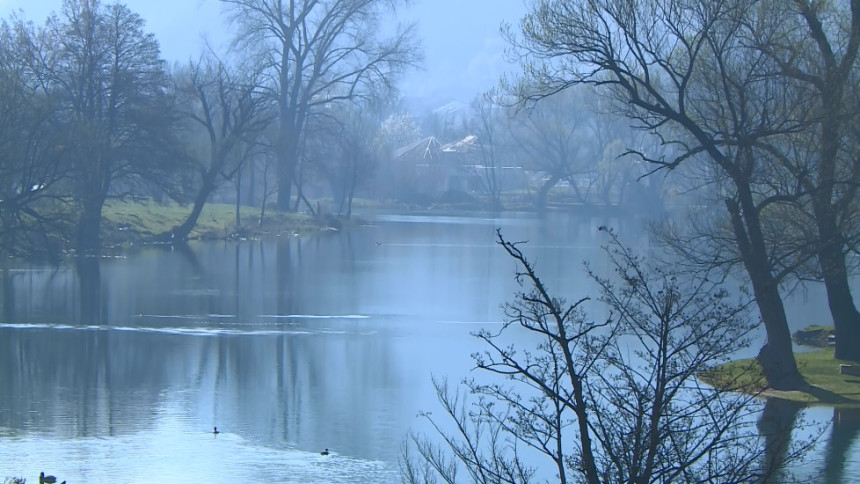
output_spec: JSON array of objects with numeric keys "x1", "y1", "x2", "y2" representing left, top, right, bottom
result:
[
  {"x1": 702, "y1": 349, "x2": 860, "y2": 407},
  {"x1": 101, "y1": 200, "x2": 320, "y2": 245}
]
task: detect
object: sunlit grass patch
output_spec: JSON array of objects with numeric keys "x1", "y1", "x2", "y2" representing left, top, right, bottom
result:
[{"x1": 701, "y1": 349, "x2": 860, "y2": 407}]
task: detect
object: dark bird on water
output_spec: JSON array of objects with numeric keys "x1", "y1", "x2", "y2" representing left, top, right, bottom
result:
[
  {"x1": 39, "y1": 472, "x2": 57, "y2": 484},
  {"x1": 321, "y1": 448, "x2": 330, "y2": 455},
  {"x1": 213, "y1": 426, "x2": 220, "y2": 434}
]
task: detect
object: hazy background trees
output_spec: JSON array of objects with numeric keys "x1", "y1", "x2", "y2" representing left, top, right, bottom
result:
[
  {"x1": 0, "y1": 0, "x2": 677, "y2": 259},
  {"x1": 1, "y1": 0, "x2": 857, "y2": 371},
  {"x1": 304, "y1": 100, "x2": 383, "y2": 217},
  {"x1": 220, "y1": 0, "x2": 421, "y2": 212}
]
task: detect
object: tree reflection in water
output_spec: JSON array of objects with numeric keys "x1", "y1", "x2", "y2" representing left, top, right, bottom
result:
[
  {"x1": 76, "y1": 256, "x2": 103, "y2": 325},
  {"x1": 757, "y1": 397, "x2": 809, "y2": 481},
  {"x1": 824, "y1": 407, "x2": 860, "y2": 483},
  {"x1": 0, "y1": 216, "x2": 858, "y2": 479}
]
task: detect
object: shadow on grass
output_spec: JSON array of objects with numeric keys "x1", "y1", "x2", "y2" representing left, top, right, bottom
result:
[{"x1": 799, "y1": 383, "x2": 857, "y2": 405}]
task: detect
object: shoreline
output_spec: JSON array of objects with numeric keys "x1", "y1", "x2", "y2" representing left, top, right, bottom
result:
[{"x1": 702, "y1": 346, "x2": 860, "y2": 408}]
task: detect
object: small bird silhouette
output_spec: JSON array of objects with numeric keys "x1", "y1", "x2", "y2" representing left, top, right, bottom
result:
[
  {"x1": 321, "y1": 448, "x2": 330, "y2": 455},
  {"x1": 39, "y1": 472, "x2": 57, "y2": 484},
  {"x1": 213, "y1": 426, "x2": 220, "y2": 435}
]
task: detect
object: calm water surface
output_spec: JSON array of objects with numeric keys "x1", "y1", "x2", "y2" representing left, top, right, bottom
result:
[{"x1": 0, "y1": 212, "x2": 857, "y2": 482}]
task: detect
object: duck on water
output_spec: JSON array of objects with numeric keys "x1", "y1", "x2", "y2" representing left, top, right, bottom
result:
[{"x1": 39, "y1": 472, "x2": 60, "y2": 484}]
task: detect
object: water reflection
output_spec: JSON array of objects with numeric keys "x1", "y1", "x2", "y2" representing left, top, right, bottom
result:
[
  {"x1": 758, "y1": 398, "x2": 806, "y2": 481},
  {"x1": 824, "y1": 408, "x2": 860, "y2": 483},
  {"x1": 0, "y1": 317, "x2": 417, "y2": 481},
  {"x1": 0, "y1": 212, "x2": 858, "y2": 481},
  {"x1": 76, "y1": 256, "x2": 104, "y2": 325}
]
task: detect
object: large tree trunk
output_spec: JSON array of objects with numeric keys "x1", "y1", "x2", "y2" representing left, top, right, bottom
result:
[
  {"x1": 173, "y1": 173, "x2": 217, "y2": 241},
  {"x1": 76, "y1": 193, "x2": 105, "y2": 256},
  {"x1": 818, "y1": 241, "x2": 860, "y2": 362},
  {"x1": 793, "y1": 0, "x2": 860, "y2": 364},
  {"x1": 752, "y1": 280, "x2": 803, "y2": 390},
  {"x1": 810, "y1": 81, "x2": 860, "y2": 362},
  {"x1": 276, "y1": 146, "x2": 294, "y2": 212},
  {"x1": 726, "y1": 197, "x2": 804, "y2": 390},
  {"x1": 235, "y1": 168, "x2": 242, "y2": 229},
  {"x1": 276, "y1": 39, "x2": 299, "y2": 213},
  {"x1": 535, "y1": 175, "x2": 559, "y2": 213}
]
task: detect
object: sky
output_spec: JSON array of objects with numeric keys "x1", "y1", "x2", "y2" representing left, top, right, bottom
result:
[{"x1": 0, "y1": 0, "x2": 528, "y2": 105}]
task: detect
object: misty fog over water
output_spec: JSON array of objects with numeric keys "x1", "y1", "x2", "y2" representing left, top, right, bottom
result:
[{"x1": 2, "y1": 0, "x2": 860, "y2": 481}]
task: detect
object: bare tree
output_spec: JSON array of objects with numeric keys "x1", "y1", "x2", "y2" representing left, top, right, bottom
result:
[
  {"x1": 304, "y1": 101, "x2": 379, "y2": 217},
  {"x1": 469, "y1": 90, "x2": 505, "y2": 211},
  {"x1": 749, "y1": 0, "x2": 860, "y2": 361},
  {"x1": 404, "y1": 228, "x2": 805, "y2": 483},
  {"x1": 504, "y1": 0, "x2": 816, "y2": 388},
  {"x1": 505, "y1": 87, "x2": 587, "y2": 212},
  {"x1": 220, "y1": 0, "x2": 420, "y2": 211},
  {"x1": 373, "y1": 111, "x2": 422, "y2": 200},
  {"x1": 170, "y1": 52, "x2": 273, "y2": 240}
]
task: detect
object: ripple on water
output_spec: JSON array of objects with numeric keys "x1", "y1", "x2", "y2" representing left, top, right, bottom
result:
[
  {"x1": 0, "y1": 319, "x2": 370, "y2": 337},
  {"x1": 0, "y1": 428, "x2": 400, "y2": 483}
]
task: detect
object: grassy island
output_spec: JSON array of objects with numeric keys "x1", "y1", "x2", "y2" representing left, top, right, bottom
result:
[{"x1": 702, "y1": 347, "x2": 860, "y2": 407}]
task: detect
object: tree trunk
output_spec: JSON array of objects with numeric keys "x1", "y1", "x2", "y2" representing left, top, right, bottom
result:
[
  {"x1": 173, "y1": 174, "x2": 216, "y2": 241},
  {"x1": 345, "y1": 158, "x2": 357, "y2": 219},
  {"x1": 276, "y1": 40, "x2": 295, "y2": 213},
  {"x1": 276, "y1": 147, "x2": 294, "y2": 212},
  {"x1": 259, "y1": 163, "x2": 271, "y2": 226},
  {"x1": 235, "y1": 168, "x2": 242, "y2": 229},
  {"x1": 536, "y1": 175, "x2": 559, "y2": 213},
  {"x1": 796, "y1": 0, "x2": 860, "y2": 364},
  {"x1": 818, "y1": 242, "x2": 860, "y2": 361},
  {"x1": 753, "y1": 282, "x2": 804, "y2": 390},
  {"x1": 809, "y1": 84, "x2": 860, "y2": 362},
  {"x1": 76, "y1": 194, "x2": 104, "y2": 255},
  {"x1": 726, "y1": 197, "x2": 804, "y2": 390}
]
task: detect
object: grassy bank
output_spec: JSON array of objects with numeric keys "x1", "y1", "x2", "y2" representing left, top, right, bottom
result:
[
  {"x1": 702, "y1": 349, "x2": 860, "y2": 407},
  {"x1": 100, "y1": 200, "x2": 326, "y2": 247}
]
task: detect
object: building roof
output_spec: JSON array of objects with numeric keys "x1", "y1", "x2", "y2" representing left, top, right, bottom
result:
[{"x1": 393, "y1": 136, "x2": 442, "y2": 161}]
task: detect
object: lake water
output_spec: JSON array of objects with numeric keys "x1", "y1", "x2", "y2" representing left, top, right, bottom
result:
[{"x1": 0, "y1": 212, "x2": 857, "y2": 482}]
